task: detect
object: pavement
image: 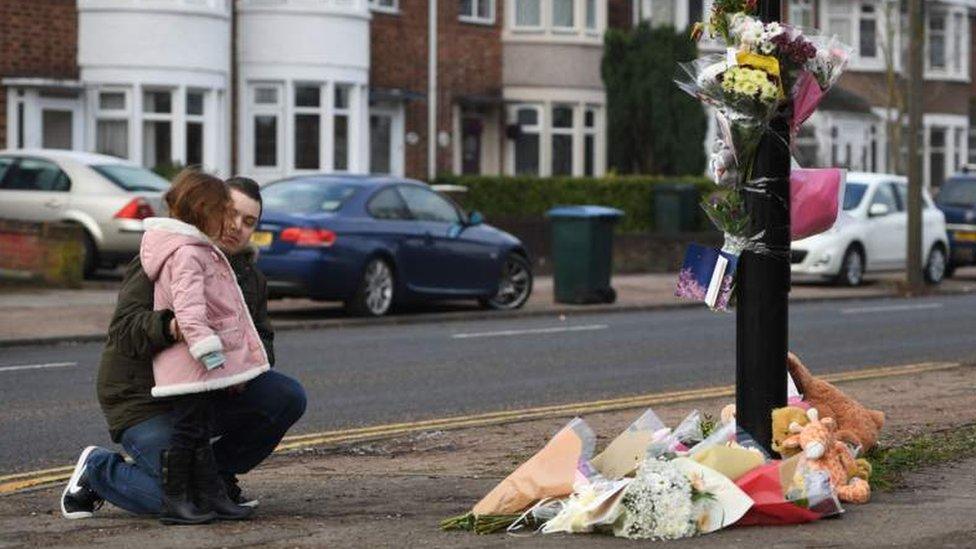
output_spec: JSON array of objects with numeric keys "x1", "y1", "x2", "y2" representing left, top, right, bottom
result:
[
  {"x1": 3, "y1": 268, "x2": 976, "y2": 346},
  {"x1": 4, "y1": 295, "x2": 976, "y2": 474},
  {"x1": 1, "y1": 361, "x2": 974, "y2": 548}
]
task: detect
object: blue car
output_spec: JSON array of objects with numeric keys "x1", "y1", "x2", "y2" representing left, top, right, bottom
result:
[
  {"x1": 935, "y1": 173, "x2": 976, "y2": 276},
  {"x1": 253, "y1": 175, "x2": 534, "y2": 316}
]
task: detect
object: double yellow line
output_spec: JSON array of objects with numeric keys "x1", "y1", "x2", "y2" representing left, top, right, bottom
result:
[{"x1": 0, "y1": 360, "x2": 963, "y2": 495}]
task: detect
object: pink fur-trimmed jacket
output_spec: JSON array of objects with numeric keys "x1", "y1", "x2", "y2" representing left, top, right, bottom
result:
[{"x1": 140, "y1": 218, "x2": 269, "y2": 398}]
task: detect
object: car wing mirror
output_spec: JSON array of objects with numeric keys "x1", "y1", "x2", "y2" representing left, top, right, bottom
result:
[
  {"x1": 869, "y1": 203, "x2": 890, "y2": 217},
  {"x1": 467, "y1": 210, "x2": 484, "y2": 226}
]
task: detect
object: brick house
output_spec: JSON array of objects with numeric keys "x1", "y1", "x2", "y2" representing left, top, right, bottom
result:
[
  {"x1": 627, "y1": 0, "x2": 976, "y2": 188},
  {"x1": 0, "y1": 0, "x2": 79, "y2": 153},
  {"x1": 1, "y1": 0, "x2": 617, "y2": 182}
]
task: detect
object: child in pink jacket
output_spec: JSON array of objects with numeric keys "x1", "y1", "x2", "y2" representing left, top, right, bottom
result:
[{"x1": 140, "y1": 170, "x2": 268, "y2": 525}]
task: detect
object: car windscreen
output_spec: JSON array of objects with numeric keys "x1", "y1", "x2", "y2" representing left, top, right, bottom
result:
[
  {"x1": 92, "y1": 164, "x2": 171, "y2": 192},
  {"x1": 261, "y1": 180, "x2": 359, "y2": 213},
  {"x1": 936, "y1": 179, "x2": 976, "y2": 207},
  {"x1": 843, "y1": 182, "x2": 869, "y2": 211}
]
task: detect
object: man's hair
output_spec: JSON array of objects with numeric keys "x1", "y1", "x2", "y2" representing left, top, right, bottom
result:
[
  {"x1": 164, "y1": 168, "x2": 230, "y2": 239},
  {"x1": 226, "y1": 177, "x2": 262, "y2": 214}
]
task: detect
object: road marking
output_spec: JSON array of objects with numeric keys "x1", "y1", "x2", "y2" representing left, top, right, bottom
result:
[
  {"x1": 451, "y1": 324, "x2": 609, "y2": 339},
  {"x1": 0, "y1": 360, "x2": 966, "y2": 495},
  {"x1": 841, "y1": 303, "x2": 944, "y2": 315},
  {"x1": 0, "y1": 362, "x2": 76, "y2": 373}
]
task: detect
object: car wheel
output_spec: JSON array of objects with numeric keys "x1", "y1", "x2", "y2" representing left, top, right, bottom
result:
[
  {"x1": 945, "y1": 261, "x2": 957, "y2": 279},
  {"x1": 924, "y1": 245, "x2": 947, "y2": 285},
  {"x1": 834, "y1": 246, "x2": 864, "y2": 287},
  {"x1": 80, "y1": 231, "x2": 98, "y2": 278},
  {"x1": 480, "y1": 254, "x2": 533, "y2": 311},
  {"x1": 345, "y1": 258, "x2": 395, "y2": 317}
]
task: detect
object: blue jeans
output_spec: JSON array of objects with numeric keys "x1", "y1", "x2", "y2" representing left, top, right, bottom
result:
[{"x1": 85, "y1": 370, "x2": 307, "y2": 515}]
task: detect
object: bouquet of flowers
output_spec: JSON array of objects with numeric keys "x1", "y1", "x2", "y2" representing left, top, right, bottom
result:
[
  {"x1": 611, "y1": 457, "x2": 706, "y2": 540},
  {"x1": 677, "y1": 3, "x2": 851, "y2": 252}
]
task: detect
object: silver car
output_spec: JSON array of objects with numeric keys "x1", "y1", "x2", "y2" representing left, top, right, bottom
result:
[{"x1": 0, "y1": 149, "x2": 169, "y2": 275}]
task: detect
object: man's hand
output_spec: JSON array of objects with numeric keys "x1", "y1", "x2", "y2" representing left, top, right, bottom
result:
[{"x1": 169, "y1": 318, "x2": 183, "y2": 342}]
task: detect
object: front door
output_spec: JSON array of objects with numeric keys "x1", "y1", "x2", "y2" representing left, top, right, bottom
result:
[
  {"x1": 369, "y1": 105, "x2": 404, "y2": 177},
  {"x1": 35, "y1": 94, "x2": 83, "y2": 151},
  {"x1": 461, "y1": 117, "x2": 482, "y2": 175}
]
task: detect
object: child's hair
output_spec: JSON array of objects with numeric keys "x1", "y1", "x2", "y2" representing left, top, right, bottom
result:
[
  {"x1": 226, "y1": 176, "x2": 262, "y2": 215},
  {"x1": 164, "y1": 168, "x2": 231, "y2": 239}
]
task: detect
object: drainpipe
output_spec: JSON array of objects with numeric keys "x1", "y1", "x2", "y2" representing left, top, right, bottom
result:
[
  {"x1": 230, "y1": 0, "x2": 239, "y2": 176},
  {"x1": 428, "y1": 0, "x2": 437, "y2": 181}
]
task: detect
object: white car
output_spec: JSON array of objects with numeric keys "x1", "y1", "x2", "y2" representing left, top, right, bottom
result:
[
  {"x1": 0, "y1": 149, "x2": 169, "y2": 276},
  {"x1": 791, "y1": 172, "x2": 949, "y2": 286}
]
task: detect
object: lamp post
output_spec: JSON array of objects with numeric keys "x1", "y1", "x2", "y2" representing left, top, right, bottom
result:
[{"x1": 735, "y1": 0, "x2": 790, "y2": 453}]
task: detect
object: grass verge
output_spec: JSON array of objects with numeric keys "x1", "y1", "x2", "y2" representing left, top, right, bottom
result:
[{"x1": 866, "y1": 423, "x2": 976, "y2": 491}]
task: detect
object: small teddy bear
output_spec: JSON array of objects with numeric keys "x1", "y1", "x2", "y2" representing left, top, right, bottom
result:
[
  {"x1": 771, "y1": 406, "x2": 810, "y2": 458},
  {"x1": 781, "y1": 407, "x2": 871, "y2": 504}
]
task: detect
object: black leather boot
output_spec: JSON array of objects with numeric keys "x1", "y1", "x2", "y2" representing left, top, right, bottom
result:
[
  {"x1": 193, "y1": 445, "x2": 253, "y2": 521},
  {"x1": 160, "y1": 449, "x2": 215, "y2": 525}
]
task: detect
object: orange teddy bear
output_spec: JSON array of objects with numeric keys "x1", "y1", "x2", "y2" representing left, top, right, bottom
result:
[
  {"x1": 781, "y1": 407, "x2": 871, "y2": 504},
  {"x1": 787, "y1": 353, "x2": 885, "y2": 452}
]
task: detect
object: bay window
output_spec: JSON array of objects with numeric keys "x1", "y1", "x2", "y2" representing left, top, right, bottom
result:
[
  {"x1": 510, "y1": 0, "x2": 603, "y2": 36},
  {"x1": 509, "y1": 101, "x2": 603, "y2": 177}
]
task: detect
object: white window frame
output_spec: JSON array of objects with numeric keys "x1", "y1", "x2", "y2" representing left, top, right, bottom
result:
[
  {"x1": 368, "y1": 0, "x2": 398, "y2": 14},
  {"x1": 788, "y1": 0, "x2": 814, "y2": 29},
  {"x1": 969, "y1": 126, "x2": 976, "y2": 166},
  {"x1": 550, "y1": 103, "x2": 575, "y2": 175},
  {"x1": 922, "y1": 114, "x2": 969, "y2": 188},
  {"x1": 184, "y1": 89, "x2": 206, "y2": 168},
  {"x1": 857, "y1": 3, "x2": 879, "y2": 62},
  {"x1": 460, "y1": 0, "x2": 496, "y2": 25},
  {"x1": 584, "y1": 0, "x2": 597, "y2": 32},
  {"x1": 821, "y1": 1, "x2": 887, "y2": 72},
  {"x1": 94, "y1": 88, "x2": 131, "y2": 160},
  {"x1": 925, "y1": 5, "x2": 969, "y2": 81},
  {"x1": 512, "y1": 0, "x2": 544, "y2": 31},
  {"x1": 508, "y1": 104, "x2": 543, "y2": 176},
  {"x1": 953, "y1": 126, "x2": 965, "y2": 172},
  {"x1": 582, "y1": 105, "x2": 598, "y2": 177},
  {"x1": 291, "y1": 82, "x2": 325, "y2": 173},
  {"x1": 249, "y1": 82, "x2": 284, "y2": 172},
  {"x1": 508, "y1": 0, "x2": 604, "y2": 39},
  {"x1": 333, "y1": 83, "x2": 353, "y2": 173},
  {"x1": 550, "y1": 0, "x2": 576, "y2": 33},
  {"x1": 141, "y1": 88, "x2": 176, "y2": 169}
]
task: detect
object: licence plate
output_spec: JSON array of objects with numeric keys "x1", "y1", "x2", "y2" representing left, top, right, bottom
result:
[
  {"x1": 250, "y1": 231, "x2": 273, "y2": 248},
  {"x1": 954, "y1": 230, "x2": 976, "y2": 242}
]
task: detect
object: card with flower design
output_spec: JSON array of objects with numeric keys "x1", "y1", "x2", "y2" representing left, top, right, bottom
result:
[{"x1": 675, "y1": 244, "x2": 739, "y2": 311}]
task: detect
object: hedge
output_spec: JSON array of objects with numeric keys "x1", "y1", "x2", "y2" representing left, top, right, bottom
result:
[{"x1": 433, "y1": 175, "x2": 714, "y2": 233}]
